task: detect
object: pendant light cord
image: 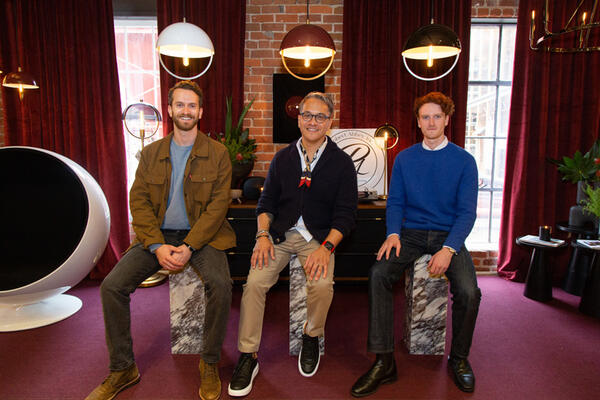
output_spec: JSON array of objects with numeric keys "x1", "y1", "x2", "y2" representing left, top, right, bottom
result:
[
  {"x1": 430, "y1": 0, "x2": 435, "y2": 24},
  {"x1": 13, "y1": 0, "x2": 22, "y2": 67},
  {"x1": 306, "y1": 0, "x2": 310, "y2": 24}
]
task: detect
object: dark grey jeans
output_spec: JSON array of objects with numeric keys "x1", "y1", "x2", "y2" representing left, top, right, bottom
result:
[
  {"x1": 100, "y1": 229, "x2": 232, "y2": 371},
  {"x1": 367, "y1": 229, "x2": 481, "y2": 359}
]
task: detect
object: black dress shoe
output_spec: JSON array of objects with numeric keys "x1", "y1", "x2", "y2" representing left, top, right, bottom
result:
[
  {"x1": 350, "y1": 353, "x2": 397, "y2": 398},
  {"x1": 299, "y1": 334, "x2": 320, "y2": 377},
  {"x1": 448, "y1": 356, "x2": 475, "y2": 393}
]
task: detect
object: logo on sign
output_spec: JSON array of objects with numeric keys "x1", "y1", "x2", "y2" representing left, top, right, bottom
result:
[{"x1": 330, "y1": 129, "x2": 385, "y2": 193}]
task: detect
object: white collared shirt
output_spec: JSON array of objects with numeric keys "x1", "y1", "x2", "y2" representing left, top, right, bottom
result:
[
  {"x1": 291, "y1": 137, "x2": 328, "y2": 242},
  {"x1": 422, "y1": 136, "x2": 448, "y2": 151}
]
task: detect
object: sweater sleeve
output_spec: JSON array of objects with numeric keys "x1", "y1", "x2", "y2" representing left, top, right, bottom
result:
[
  {"x1": 444, "y1": 154, "x2": 478, "y2": 252},
  {"x1": 386, "y1": 153, "x2": 406, "y2": 237},
  {"x1": 329, "y1": 154, "x2": 358, "y2": 238}
]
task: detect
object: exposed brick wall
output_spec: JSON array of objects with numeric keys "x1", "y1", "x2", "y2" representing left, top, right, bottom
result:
[
  {"x1": 472, "y1": 0, "x2": 519, "y2": 18},
  {"x1": 244, "y1": 0, "x2": 343, "y2": 177},
  {"x1": 471, "y1": 250, "x2": 499, "y2": 273}
]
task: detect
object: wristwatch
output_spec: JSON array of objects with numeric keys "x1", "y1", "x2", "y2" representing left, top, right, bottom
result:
[
  {"x1": 322, "y1": 240, "x2": 335, "y2": 253},
  {"x1": 183, "y1": 241, "x2": 196, "y2": 252}
]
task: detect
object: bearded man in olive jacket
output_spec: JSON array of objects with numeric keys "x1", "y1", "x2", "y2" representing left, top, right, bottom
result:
[{"x1": 86, "y1": 81, "x2": 235, "y2": 400}]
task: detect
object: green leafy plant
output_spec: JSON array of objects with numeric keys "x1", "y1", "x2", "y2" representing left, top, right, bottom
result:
[
  {"x1": 211, "y1": 96, "x2": 256, "y2": 165},
  {"x1": 549, "y1": 139, "x2": 600, "y2": 183},
  {"x1": 582, "y1": 184, "x2": 600, "y2": 218}
]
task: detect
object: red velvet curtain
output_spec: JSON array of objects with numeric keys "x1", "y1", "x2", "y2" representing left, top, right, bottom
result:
[
  {"x1": 340, "y1": 0, "x2": 471, "y2": 160},
  {"x1": 498, "y1": 0, "x2": 600, "y2": 282},
  {"x1": 157, "y1": 0, "x2": 246, "y2": 136},
  {"x1": 0, "y1": 0, "x2": 129, "y2": 278}
]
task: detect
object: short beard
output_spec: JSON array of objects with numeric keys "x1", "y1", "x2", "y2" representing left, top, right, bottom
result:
[{"x1": 173, "y1": 117, "x2": 198, "y2": 131}]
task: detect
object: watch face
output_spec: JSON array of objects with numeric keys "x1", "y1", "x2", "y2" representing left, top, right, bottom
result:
[{"x1": 323, "y1": 241, "x2": 334, "y2": 251}]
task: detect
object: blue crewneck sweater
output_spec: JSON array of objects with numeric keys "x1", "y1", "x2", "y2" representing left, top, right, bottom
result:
[{"x1": 386, "y1": 142, "x2": 478, "y2": 251}]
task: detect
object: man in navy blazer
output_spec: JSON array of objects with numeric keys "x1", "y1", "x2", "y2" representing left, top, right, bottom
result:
[{"x1": 228, "y1": 92, "x2": 358, "y2": 397}]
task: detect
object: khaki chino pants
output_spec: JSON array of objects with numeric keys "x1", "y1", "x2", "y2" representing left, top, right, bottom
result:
[{"x1": 237, "y1": 230, "x2": 335, "y2": 353}]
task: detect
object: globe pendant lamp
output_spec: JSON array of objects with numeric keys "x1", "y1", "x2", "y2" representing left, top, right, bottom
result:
[
  {"x1": 157, "y1": 12, "x2": 214, "y2": 80},
  {"x1": 401, "y1": 1, "x2": 461, "y2": 81},
  {"x1": 279, "y1": 0, "x2": 336, "y2": 81}
]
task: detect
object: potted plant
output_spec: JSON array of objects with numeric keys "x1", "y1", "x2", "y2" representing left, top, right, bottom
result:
[
  {"x1": 582, "y1": 184, "x2": 600, "y2": 236},
  {"x1": 549, "y1": 139, "x2": 600, "y2": 184},
  {"x1": 210, "y1": 96, "x2": 256, "y2": 188},
  {"x1": 549, "y1": 139, "x2": 600, "y2": 227}
]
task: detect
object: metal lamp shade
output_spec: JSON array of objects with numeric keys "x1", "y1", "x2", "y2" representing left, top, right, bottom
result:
[
  {"x1": 280, "y1": 24, "x2": 336, "y2": 60},
  {"x1": 2, "y1": 67, "x2": 39, "y2": 89},
  {"x1": 156, "y1": 21, "x2": 214, "y2": 59},
  {"x1": 402, "y1": 24, "x2": 461, "y2": 60}
]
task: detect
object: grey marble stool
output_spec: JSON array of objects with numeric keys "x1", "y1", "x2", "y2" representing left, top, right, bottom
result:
[
  {"x1": 169, "y1": 266, "x2": 206, "y2": 354},
  {"x1": 289, "y1": 256, "x2": 325, "y2": 356},
  {"x1": 404, "y1": 254, "x2": 448, "y2": 355}
]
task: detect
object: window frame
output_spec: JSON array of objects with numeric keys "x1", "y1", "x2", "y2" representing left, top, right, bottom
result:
[{"x1": 466, "y1": 18, "x2": 517, "y2": 247}]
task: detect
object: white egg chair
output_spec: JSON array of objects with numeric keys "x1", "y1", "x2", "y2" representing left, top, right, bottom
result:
[{"x1": 0, "y1": 146, "x2": 110, "y2": 331}]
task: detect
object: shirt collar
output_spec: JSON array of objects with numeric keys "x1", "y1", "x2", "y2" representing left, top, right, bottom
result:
[
  {"x1": 296, "y1": 136, "x2": 328, "y2": 168},
  {"x1": 422, "y1": 136, "x2": 448, "y2": 151}
]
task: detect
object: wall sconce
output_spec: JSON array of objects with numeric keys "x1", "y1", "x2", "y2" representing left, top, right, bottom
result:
[
  {"x1": 401, "y1": 0, "x2": 461, "y2": 81},
  {"x1": 279, "y1": 0, "x2": 336, "y2": 81},
  {"x1": 530, "y1": 0, "x2": 600, "y2": 53},
  {"x1": 374, "y1": 123, "x2": 399, "y2": 200},
  {"x1": 156, "y1": 0, "x2": 214, "y2": 80}
]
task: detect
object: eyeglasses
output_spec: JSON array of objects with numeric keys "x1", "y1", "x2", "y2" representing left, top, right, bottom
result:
[{"x1": 299, "y1": 112, "x2": 331, "y2": 124}]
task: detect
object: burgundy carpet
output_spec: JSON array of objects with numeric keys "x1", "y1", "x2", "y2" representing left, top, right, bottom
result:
[{"x1": 1, "y1": 275, "x2": 599, "y2": 400}]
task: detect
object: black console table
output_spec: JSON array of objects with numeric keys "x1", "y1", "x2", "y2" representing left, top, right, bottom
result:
[{"x1": 225, "y1": 201, "x2": 386, "y2": 280}]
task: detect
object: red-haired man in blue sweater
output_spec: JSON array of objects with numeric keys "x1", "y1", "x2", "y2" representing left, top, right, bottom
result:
[{"x1": 352, "y1": 92, "x2": 481, "y2": 397}]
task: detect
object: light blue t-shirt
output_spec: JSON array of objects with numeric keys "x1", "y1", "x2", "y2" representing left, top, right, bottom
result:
[
  {"x1": 162, "y1": 140, "x2": 193, "y2": 229},
  {"x1": 149, "y1": 140, "x2": 192, "y2": 253}
]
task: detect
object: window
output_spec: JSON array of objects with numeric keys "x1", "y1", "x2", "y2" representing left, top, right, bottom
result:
[
  {"x1": 465, "y1": 19, "x2": 517, "y2": 247},
  {"x1": 114, "y1": 18, "x2": 163, "y2": 196}
]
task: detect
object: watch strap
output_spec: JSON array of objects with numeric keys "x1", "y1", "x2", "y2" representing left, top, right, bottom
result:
[
  {"x1": 183, "y1": 241, "x2": 196, "y2": 252},
  {"x1": 322, "y1": 240, "x2": 335, "y2": 253}
]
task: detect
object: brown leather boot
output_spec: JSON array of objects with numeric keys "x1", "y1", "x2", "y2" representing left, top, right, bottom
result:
[
  {"x1": 199, "y1": 359, "x2": 221, "y2": 400},
  {"x1": 85, "y1": 363, "x2": 140, "y2": 400}
]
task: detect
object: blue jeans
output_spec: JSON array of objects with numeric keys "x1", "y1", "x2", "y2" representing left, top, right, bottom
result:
[
  {"x1": 367, "y1": 229, "x2": 481, "y2": 359},
  {"x1": 100, "y1": 229, "x2": 232, "y2": 371}
]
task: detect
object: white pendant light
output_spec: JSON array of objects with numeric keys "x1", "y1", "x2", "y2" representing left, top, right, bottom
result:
[{"x1": 157, "y1": 8, "x2": 214, "y2": 80}]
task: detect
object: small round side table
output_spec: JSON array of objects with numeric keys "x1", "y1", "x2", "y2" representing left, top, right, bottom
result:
[
  {"x1": 556, "y1": 222, "x2": 597, "y2": 295},
  {"x1": 580, "y1": 250, "x2": 600, "y2": 319},
  {"x1": 516, "y1": 236, "x2": 567, "y2": 302}
]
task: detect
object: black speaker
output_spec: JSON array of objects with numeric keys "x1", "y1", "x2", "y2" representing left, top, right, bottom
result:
[
  {"x1": 242, "y1": 176, "x2": 266, "y2": 200},
  {"x1": 272, "y1": 73, "x2": 324, "y2": 144}
]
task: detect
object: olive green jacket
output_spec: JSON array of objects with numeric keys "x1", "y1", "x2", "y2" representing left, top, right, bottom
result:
[{"x1": 128, "y1": 131, "x2": 236, "y2": 251}]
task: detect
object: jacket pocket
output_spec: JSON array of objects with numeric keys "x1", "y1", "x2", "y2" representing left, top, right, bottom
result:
[
  {"x1": 189, "y1": 171, "x2": 218, "y2": 217},
  {"x1": 145, "y1": 174, "x2": 166, "y2": 207}
]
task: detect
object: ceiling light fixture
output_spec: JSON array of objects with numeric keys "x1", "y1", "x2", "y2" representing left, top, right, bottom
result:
[
  {"x1": 401, "y1": 0, "x2": 461, "y2": 81},
  {"x1": 2, "y1": 1, "x2": 39, "y2": 100},
  {"x1": 156, "y1": 0, "x2": 214, "y2": 80},
  {"x1": 279, "y1": 0, "x2": 336, "y2": 81}
]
